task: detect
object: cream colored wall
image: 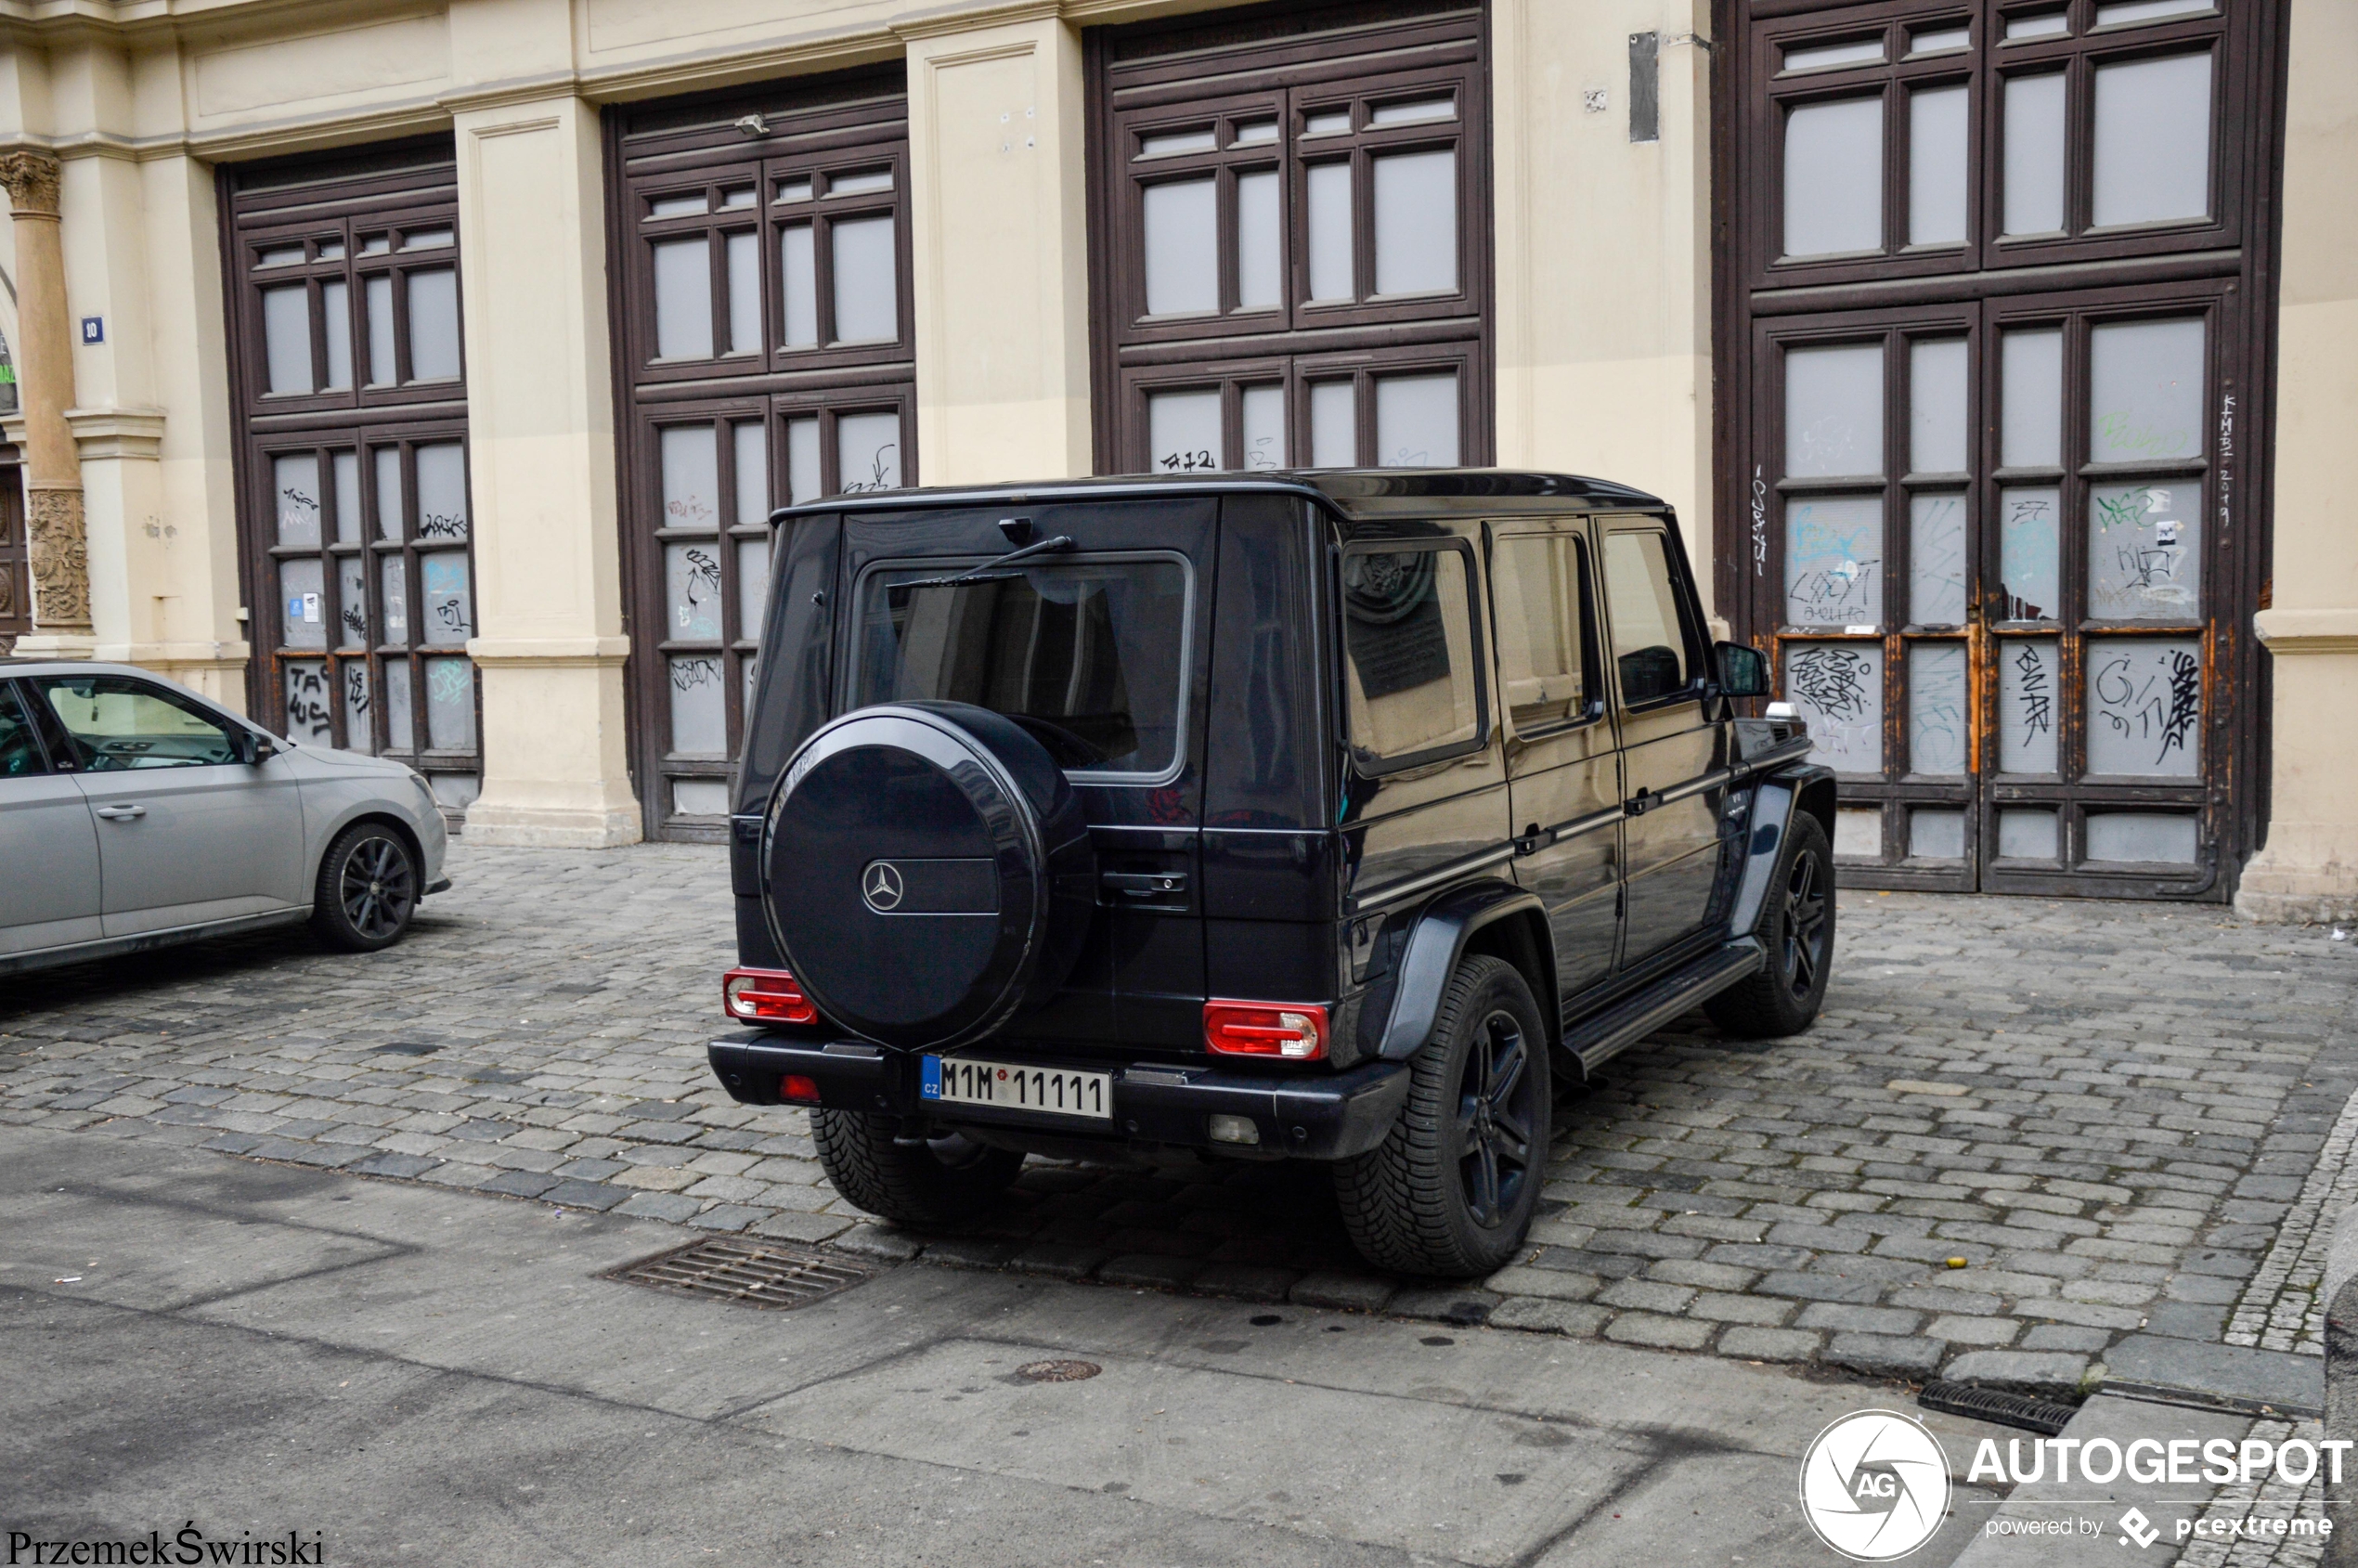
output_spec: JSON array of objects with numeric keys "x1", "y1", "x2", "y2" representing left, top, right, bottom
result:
[
  {"x1": 1493, "y1": 0, "x2": 1716, "y2": 614},
  {"x1": 2238, "y1": 0, "x2": 2358, "y2": 923}
]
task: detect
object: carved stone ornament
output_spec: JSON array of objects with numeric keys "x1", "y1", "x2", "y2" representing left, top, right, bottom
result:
[
  {"x1": 0, "y1": 150, "x2": 61, "y2": 216},
  {"x1": 26, "y1": 485, "x2": 90, "y2": 628}
]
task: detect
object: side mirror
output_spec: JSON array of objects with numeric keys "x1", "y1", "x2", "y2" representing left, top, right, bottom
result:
[
  {"x1": 239, "y1": 731, "x2": 279, "y2": 765},
  {"x1": 1713, "y1": 641, "x2": 1770, "y2": 700}
]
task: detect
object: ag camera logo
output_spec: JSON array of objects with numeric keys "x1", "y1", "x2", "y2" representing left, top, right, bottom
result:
[{"x1": 1800, "y1": 1409, "x2": 1952, "y2": 1561}]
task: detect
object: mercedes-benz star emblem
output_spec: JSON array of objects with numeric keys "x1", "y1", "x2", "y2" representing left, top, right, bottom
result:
[{"x1": 862, "y1": 861, "x2": 905, "y2": 913}]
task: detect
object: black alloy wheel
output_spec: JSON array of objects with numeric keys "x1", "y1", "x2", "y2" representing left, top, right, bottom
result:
[
  {"x1": 1704, "y1": 810, "x2": 1836, "y2": 1040},
  {"x1": 1780, "y1": 845, "x2": 1831, "y2": 1004},
  {"x1": 311, "y1": 823, "x2": 421, "y2": 952},
  {"x1": 1457, "y1": 1007, "x2": 1539, "y2": 1229}
]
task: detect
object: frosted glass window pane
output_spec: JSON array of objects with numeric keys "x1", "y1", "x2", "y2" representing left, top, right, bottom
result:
[
  {"x1": 1236, "y1": 171, "x2": 1280, "y2": 310},
  {"x1": 338, "y1": 555, "x2": 367, "y2": 648},
  {"x1": 2003, "y1": 75, "x2": 2066, "y2": 235},
  {"x1": 1140, "y1": 128, "x2": 1216, "y2": 158},
  {"x1": 781, "y1": 224, "x2": 817, "y2": 347},
  {"x1": 1784, "y1": 642, "x2": 1883, "y2": 775},
  {"x1": 2090, "y1": 481, "x2": 2199, "y2": 620},
  {"x1": 1310, "y1": 381, "x2": 1354, "y2": 466},
  {"x1": 1782, "y1": 97, "x2": 1883, "y2": 257},
  {"x1": 1911, "y1": 25, "x2": 1971, "y2": 55},
  {"x1": 1143, "y1": 178, "x2": 1217, "y2": 316},
  {"x1": 1785, "y1": 38, "x2": 1885, "y2": 71},
  {"x1": 1999, "y1": 487, "x2": 2061, "y2": 620},
  {"x1": 381, "y1": 563, "x2": 409, "y2": 646},
  {"x1": 1148, "y1": 389, "x2": 1222, "y2": 473},
  {"x1": 2090, "y1": 317, "x2": 2204, "y2": 463},
  {"x1": 359, "y1": 235, "x2": 390, "y2": 256},
  {"x1": 1373, "y1": 150, "x2": 1456, "y2": 295},
  {"x1": 733, "y1": 421, "x2": 767, "y2": 526},
  {"x1": 331, "y1": 451, "x2": 361, "y2": 545},
  {"x1": 1910, "y1": 808, "x2": 1965, "y2": 859},
  {"x1": 2085, "y1": 812, "x2": 2198, "y2": 862},
  {"x1": 1998, "y1": 639, "x2": 2059, "y2": 772},
  {"x1": 374, "y1": 447, "x2": 404, "y2": 542},
  {"x1": 365, "y1": 276, "x2": 395, "y2": 385},
  {"x1": 1910, "y1": 493, "x2": 1969, "y2": 625},
  {"x1": 1834, "y1": 808, "x2": 1883, "y2": 859},
  {"x1": 283, "y1": 662, "x2": 333, "y2": 745},
  {"x1": 407, "y1": 268, "x2": 460, "y2": 381},
  {"x1": 274, "y1": 454, "x2": 321, "y2": 548},
  {"x1": 785, "y1": 417, "x2": 821, "y2": 504},
  {"x1": 421, "y1": 553, "x2": 472, "y2": 646},
  {"x1": 414, "y1": 443, "x2": 467, "y2": 540},
  {"x1": 1999, "y1": 809, "x2": 2058, "y2": 860},
  {"x1": 738, "y1": 538, "x2": 771, "y2": 639},
  {"x1": 830, "y1": 169, "x2": 893, "y2": 196},
  {"x1": 774, "y1": 178, "x2": 812, "y2": 204},
  {"x1": 1234, "y1": 121, "x2": 1278, "y2": 146},
  {"x1": 341, "y1": 662, "x2": 371, "y2": 753},
  {"x1": 1240, "y1": 384, "x2": 1285, "y2": 470},
  {"x1": 1307, "y1": 162, "x2": 1354, "y2": 301},
  {"x1": 424, "y1": 656, "x2": 474, "y2": 750},
  {"x1": 2006, "y1": 12, "x2": 2069, "y2": 40},
  {"x1": 674, "y1": 779, "x2": 732, "y2": 816},
  {"x1": 719, "y1": 187, "x2": 756, "y2": 210},
  {"x1": 726, "y1": 231, "x2": 760, "y2": 353},
  {"x1": 837, "y1": 411, "x2": 900, "y2": 492},
  {"x1": 652, "y1": 238, "x2": 713, "y2": 359},
  {"x1": 2087, "y1": 639, "x2": 2200, "y2": 775},
  {"x1": 666, "y1": 541, "x2": 724, "y2": 640},
  {"x1": 1910, "y1": 338, "x2": 1968, "y2": 473},
  {"x1": 1370, "y1": 97, "x2": 1456, "y2": 125},
  {"x1": 2097, "y1": 0, "x2": 2211, "y2": 23},
  {"x1": 279, "y1": 558, "x2": 326, "y2": 651},
  {"x1": 2001, "y1": 329, "x2": 2062, "y2": 468},
  {"x1": 668, "y1": 655, "x2": 727, "y2": 754},
  {"x1": 1303, "y1": 110, "x2": 1352, "y2": 137},
  {"x1": 1909, "y1": 86, "x2": 1968, "y2": 247},
  {"x1": 1908, "y1": 643, "x2": 1968, "y2": 774},
  {"x1": 1783, "y1": 495, "x2": 1883, "y2": 627},
  {"x1": 320, "y1": 280, "x2": 352, "y2": 390},
  {"x1": 651, "y1": 194, "x2": 708, "y2": 220},
  {"x1": 1375, "y1": 373, "x2": 1457, "y2": 467},
  {"x1": 257, "y1": 246, "x2": 305, "y2": 269},
  {"x1": 402, "y1": 228, "x2": 453, "y2": 251},
  {"x1": 1785, "y1": 343, "x2": 1883, "y2": 477},
  {"x1": 832, "y1": 216, "x2": 898, "y2": 343},
  {"x1": 2093, "y1": 52, "x2": 2212, "y2": 227},
  {"x1": 262, "y1": 286, "x2": 312, "y2": 395},
  {"x1": 661, "y1": 425, "x2": 719, "y2": 529},
  {"x1": 382, "y1": 659, "x2": 413, "y2": 751}
]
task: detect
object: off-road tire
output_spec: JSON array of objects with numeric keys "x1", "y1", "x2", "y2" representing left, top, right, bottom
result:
[
  {"x1": 1704, "y1": 810, "x2": 1835, "y2": 1040},
  {"x1": 812, "y1": 1108, "x2": 1025, "y2": 1228},
  {"x1": 1332, "y1": 955, "x2": 1551, "y2": 1278},
  {"x1": 309, "y1": 820, "x2": 420, "y2": 953}
]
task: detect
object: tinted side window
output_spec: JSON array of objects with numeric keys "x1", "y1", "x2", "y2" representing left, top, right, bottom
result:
[
  {"x1": 1602, "y1": 530, "x2": 1696, "y2": 705},
  {"x1": 1490, "y1": 531, "x2": 1591, "y2": 732},
  {"x1": 1341, "y1": 545, "x2": 1483, "y2": 770},
  {"x1": 0, "y1": 682, "x2": 47, "y2": 777},
  {"x1": 33, "y1": 676, "x2": 240, "y2": 771}
]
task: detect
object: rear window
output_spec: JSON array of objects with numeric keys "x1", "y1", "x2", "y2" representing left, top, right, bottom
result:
[{"x1": 850, "y1": 555, "x2": 1190, "y2": 777}]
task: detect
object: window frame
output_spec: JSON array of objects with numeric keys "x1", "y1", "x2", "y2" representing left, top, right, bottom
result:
[{"x1": 1335, "y1": 535, "x2": 1491, "y2": 776}]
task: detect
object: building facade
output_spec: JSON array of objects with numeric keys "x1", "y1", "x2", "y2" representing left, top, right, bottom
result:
[{"x1": 0, "y1": 0, "x2": 2346, "y2": 919}]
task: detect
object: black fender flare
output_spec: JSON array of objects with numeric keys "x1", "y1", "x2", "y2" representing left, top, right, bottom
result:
[
  {"x1": 1730, "y1": 763, "x2": 1836, "y2": 936},
  {"x1": 1376, "y1": 879, "x2": 1555, "y2": 1060}
]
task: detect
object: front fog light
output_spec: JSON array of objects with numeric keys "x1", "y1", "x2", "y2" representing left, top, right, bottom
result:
[{"x1": 1208, "y1": 1114, "x2": 1260, "y2": 1146}]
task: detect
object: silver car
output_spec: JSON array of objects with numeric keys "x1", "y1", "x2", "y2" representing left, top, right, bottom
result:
[{"x1": 0, "y1": 660, "x2": 448, "y2": 976}]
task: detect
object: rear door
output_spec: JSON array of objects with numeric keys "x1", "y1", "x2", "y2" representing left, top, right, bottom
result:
[
  {"x1": 1487, "y1": 520, "x2": 1622, "y2": 999},
  {"x1": 837, "y1": 497, "x2": 1216, "y2": 1056},
  {"x1": 1598, "y1": 518, "x2": 1727, "y2": 970},
  {"x1": 0, "y1": 679, "x2": 103, "y2": 957}
]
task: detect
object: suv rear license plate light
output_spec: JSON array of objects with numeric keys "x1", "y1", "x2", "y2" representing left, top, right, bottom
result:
[
  {"x1": 723, "y1": 967, "x2": 817, "y2": 1025},
  {"x1": 1203, "y1": 1002, "x2": 1328, "y2": 1060},
  {"x1": 922, "y1": 1056, "x2": 1111, "y2": 1121}
]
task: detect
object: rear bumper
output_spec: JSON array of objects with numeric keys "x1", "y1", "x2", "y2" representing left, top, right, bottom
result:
[{"x1": 707, "y1": 1033, "x2": 1410, "y2": 1161}]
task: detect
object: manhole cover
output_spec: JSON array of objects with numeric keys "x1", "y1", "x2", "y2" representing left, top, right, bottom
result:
[
  {"x1": 1017, "y1": 1359, "x2": 1101, "y2": 1382},
  {"x1": 607, "y1": 1238, "x2": 877, "y2": 1309}
]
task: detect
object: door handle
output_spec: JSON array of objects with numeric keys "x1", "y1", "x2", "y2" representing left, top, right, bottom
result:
[
  {"x1": 1512, "y1": 823, "x2": 1548, "y2": 856},
  {"x1": 1100, "y1": 871, "x2": 1187, "y2": 898},
  {"x1": 1623, "y1": 789, "x2": 1656, "y2": 817},
  {"x1": 93, "y1": 804, "x2": 147, "y2": 821}
]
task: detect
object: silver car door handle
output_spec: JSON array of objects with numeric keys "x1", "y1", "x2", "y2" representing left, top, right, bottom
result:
[{"x1": 93, "y1": 804, "x2": 147, "y2": 820}]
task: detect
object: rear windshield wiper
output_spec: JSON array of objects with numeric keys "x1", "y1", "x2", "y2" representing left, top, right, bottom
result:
[{"x1": 887, "y1": 534, "x2": 1076, "y2": 592}]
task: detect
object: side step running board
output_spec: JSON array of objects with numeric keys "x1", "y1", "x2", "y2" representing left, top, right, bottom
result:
[{"x1": 1569, "y1": 938, "x2": 1767, "y2": 1075}]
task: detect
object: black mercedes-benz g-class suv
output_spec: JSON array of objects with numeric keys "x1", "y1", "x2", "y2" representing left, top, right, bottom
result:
[{"x1": 708, "y1": 471, "x2": 1834, "y2": 1277}]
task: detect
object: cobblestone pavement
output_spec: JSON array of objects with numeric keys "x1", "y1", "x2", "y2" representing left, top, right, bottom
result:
[{"x1": 4, "y1": 842, "x2": 2352, "y2": 1396}]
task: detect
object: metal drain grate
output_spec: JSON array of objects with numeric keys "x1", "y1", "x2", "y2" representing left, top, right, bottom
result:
[
  {"x1": 1919, "y1": 1380, "x2": 2079, "y2": 1435},
  {"x1": 607, "y1": 1238, "x2": 877, "y2": 1309}
]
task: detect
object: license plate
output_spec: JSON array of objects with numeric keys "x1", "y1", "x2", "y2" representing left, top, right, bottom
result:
[{"x1": 921, "y1": 1056, "x2": 1112, "y2": 1121}]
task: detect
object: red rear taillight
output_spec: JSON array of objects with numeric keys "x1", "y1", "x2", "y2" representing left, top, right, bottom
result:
[
  {"x1": 723, "y1": 967, "x2": 817, "y2": 1025},
  {"x1": 780, "y1": 1074, "x2": 822, "y2": 1105},
  {"x1": 1203, "y1": 1001, "x2": 1328, "y2": 1060}
]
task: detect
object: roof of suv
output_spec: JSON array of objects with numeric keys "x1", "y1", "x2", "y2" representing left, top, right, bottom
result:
[{"x1": 771, "y1": 469, "x2": 1667, "y2": 525}]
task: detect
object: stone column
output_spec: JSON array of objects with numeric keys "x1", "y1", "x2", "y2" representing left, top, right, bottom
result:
[{"x1": 0, "y1": 149, "x2": 93, "y2": 653}]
